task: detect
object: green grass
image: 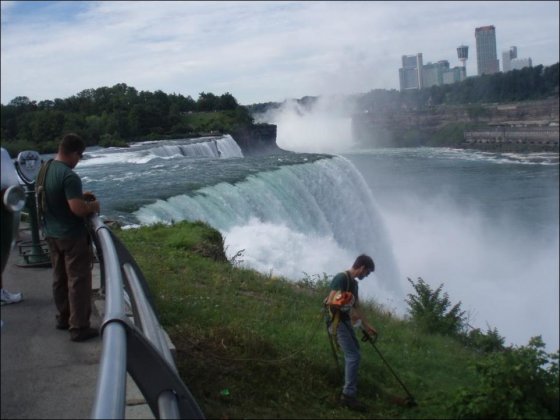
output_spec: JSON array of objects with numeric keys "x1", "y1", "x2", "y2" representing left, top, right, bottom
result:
[{"x1": 116, "y1": 221, "x2": 482, "y2": 419}]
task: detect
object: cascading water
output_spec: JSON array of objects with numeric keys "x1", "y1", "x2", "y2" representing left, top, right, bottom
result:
[
  {"x1": 80, "y1": 135, "x2": 242, "y2": 167},
  {"x1": 134, "y1": 155, "x2": 403, "y2": 310}
]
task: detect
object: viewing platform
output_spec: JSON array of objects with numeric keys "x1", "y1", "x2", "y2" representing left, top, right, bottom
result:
[{"x1": 1, "y1": 225, "x2": 154, "y2": 419}]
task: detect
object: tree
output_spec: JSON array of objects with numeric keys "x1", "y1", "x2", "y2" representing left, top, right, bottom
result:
[
  {"x1": 9, "y1": 96, "x2": 36, "y2": 109},
  {"x1": 197, "y1": 92, "x2": 219, "y2": 111},
  {"x1": 405, "y1": 277, "x2": 467, "y2": 336},
  {"x1": 218, "y1": 92, "x2": 238, "y2": 110}
]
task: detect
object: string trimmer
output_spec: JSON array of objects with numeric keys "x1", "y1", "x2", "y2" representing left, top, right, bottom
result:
[{"x1": 360, "y1": 328, "x2": 417, "y2": 407}]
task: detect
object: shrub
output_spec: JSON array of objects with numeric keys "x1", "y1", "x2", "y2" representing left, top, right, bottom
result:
[
  {"x1": 462, "y1": 325, "x2": 505, "y2": 353},
  {"x1": 405, "y1": 277, "x2": 467, "y2": 336},
  {"x1": 99, "y1": 133, "x2": 128, "y2": 148},
  {"x1": 451, "y1": 336, "x2": 559, "y2": 419}
]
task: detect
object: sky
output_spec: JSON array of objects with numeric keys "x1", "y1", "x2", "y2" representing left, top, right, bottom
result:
[{"x1": 1, "y1": 1, "x2": 559, "y2": 106}]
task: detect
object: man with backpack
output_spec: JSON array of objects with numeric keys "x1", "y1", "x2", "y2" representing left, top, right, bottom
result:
[
  {"x1": 36, "y1": 133, "x2": 101, "y2": 342},
  {"x1": 325, "y1": 254, "x2": 377, "y2": 412}
]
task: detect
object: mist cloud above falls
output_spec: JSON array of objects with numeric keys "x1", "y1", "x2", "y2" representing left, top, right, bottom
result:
[{"x1": 254, "y1": 96, "x2": 359, "y2": 154}]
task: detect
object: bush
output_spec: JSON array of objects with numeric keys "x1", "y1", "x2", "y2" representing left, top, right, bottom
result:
[
  {"x1": 451, "y1": 336, "x2": 559, "y2": 419},
  {"x1": 462, "y1": 325, "x2": 505, "y2": 354},
  {"x1": 99, "y1": 133, "x2": 128, "y2": 148},
  {"x1": 405, "y1": 277, "x2": 467, "y2": 336}
]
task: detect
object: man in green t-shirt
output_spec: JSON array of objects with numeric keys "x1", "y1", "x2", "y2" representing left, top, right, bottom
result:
[
  {"x1": 325, "y1": 254, "x2": 376, "y2": 412},
  {"x1": 39, "y1": 133, "x2": 101, "y2": 342}
]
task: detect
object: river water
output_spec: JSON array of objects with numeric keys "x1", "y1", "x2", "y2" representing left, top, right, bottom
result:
[{"x1": 67, "y1": 131, "x2": 558, "y2": 351}]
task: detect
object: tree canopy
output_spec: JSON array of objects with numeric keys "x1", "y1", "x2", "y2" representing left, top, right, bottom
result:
[{"x1": 0, "y1": 84, "x2": 253, "y2": 155}]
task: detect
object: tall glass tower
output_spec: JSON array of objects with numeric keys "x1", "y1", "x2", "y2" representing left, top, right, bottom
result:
[
  {"x1": 398, "y1": 53, "x2": 423, "y2": 91},
  {"x1": 475, "y1": 26, "x2": 499, "y2": 75}
]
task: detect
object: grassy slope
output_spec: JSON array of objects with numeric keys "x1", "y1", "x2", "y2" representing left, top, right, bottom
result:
[{"x1": 116, "y1": 221, "x2": 480, "y2": 419}]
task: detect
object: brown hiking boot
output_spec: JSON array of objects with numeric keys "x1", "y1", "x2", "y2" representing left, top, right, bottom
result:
[
  {"x1": 70, "y1": 327, "x2": 99, "y2": 342},
  {"x1": 340, "y1": 393, "x2": 367, "y2": 412}
]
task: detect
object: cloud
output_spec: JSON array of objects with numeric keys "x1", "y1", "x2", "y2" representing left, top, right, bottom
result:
[{"x1": 1, "y1": 1, "x2": 559, "y2": 105}]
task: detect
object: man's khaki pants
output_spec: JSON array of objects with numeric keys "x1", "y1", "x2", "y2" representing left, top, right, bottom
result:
[{"x1": 46, "y1": 235, "x2": 93, "y2": 330}]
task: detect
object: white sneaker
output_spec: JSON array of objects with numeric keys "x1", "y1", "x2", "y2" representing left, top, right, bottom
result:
[{"x1": 0, "y1": 288, "x2": 23, "y2": 305}]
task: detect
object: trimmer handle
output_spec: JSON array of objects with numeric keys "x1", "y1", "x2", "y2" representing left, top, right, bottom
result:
[{"x1": 360, "y1": 328, "x2": 378, "y2": 343}]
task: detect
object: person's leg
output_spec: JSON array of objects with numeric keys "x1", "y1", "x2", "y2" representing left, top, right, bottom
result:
[
  {"x1": 47, "y1": 238, "x2": 70, "y2": 327},
  {"x1": 0, "y1": 274, "x2": 23, "y2": 305},
  {"x1": 336, "y1": 320, "x2": 361, "y2": 398},
  {"x1": 63, "y1": 235, "x2": 93, "y2": 330}
]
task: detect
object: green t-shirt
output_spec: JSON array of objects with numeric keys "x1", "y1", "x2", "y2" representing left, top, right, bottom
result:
[
  {"x1": 330, "y1": 271, "x2": 359, "y2": 321},
  {"x1": 40, "y1": 160, "x2": 86, "y2": 238}
]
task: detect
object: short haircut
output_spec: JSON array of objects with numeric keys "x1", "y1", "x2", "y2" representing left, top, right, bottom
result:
[
  {"x1": 59, "y1": 133, "x2": 85, "y2": 155},
  {"x1": 353, "y1": 254, "x2": 375, "y2": 272}
]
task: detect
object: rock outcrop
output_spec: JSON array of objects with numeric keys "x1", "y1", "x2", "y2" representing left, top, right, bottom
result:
[{"x1": 231, "y1": 123, "x2": 281, "y2": 155}]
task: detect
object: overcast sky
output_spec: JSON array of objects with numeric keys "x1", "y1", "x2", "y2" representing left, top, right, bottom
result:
[{"x1": 1, "y1": 1, "x2": 559, "y2": 105}]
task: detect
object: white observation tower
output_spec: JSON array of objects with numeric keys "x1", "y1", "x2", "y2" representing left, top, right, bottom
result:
[{"x1": 457, "y1": 45, "x2": 469, "y2": 78}]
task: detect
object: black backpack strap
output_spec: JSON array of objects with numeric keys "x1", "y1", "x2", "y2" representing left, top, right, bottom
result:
[
  {"x1": 36, "y1": 159, "x2": 53, "y2": 225},
  {"x1": 344, "y1": 271, "x2": 351, "y2": 292}
]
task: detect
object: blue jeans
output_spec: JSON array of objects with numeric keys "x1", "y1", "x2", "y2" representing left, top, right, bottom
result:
[{"x1": 336, "y1": 319, "x2": 360, "y2": 398}]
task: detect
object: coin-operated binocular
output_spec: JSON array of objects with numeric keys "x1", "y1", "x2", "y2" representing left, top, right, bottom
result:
[
  {"x1": 1, "y1": 148, "x2": 27, "y2": 272},
  {"x1": 14, "y1": 150, "x2": 51, "y2": 267}
]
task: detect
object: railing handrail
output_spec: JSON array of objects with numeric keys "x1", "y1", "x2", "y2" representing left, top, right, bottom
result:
[{"x1": 88, "y1": 215, "x2": 204, "y2": 419}]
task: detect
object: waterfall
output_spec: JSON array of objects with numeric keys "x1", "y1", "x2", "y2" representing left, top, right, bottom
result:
[
  {"x1": 149, "y1": 135, "x2": 243, "y2": 159},
  {"x1": 80, "y1": 135, "x2": 242, "y2": 167},
  {"x1": 134, "y1": 155, "x2": 404, "y2": 309}
]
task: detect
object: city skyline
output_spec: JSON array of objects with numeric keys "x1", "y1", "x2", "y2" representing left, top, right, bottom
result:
[{"x1": 1, "y1": 1, "x2": 559, "y2": 105}]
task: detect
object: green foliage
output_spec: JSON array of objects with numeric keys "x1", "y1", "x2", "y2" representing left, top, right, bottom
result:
[
  {"x1": 0, "y1": 84, "x2": 253, "y2": 155},
  {"x1": 98, "y1": 132, "x2": 127, "y2": 148},
  {"x1": 181, "y1": 108, "x2": 252, "y2": 134},
  {"x1": 405, "y1": 277, "x2": 467, "y2": 337},
  {"x1": 451, "y1": 336, "x2": 560, "y2": 419},
  {"x1": 465, "y1": 104, "x2": 490, "y2": 120},
  {"x1": 429, "y1": 122, "x2": 480, "y2": 146},
  {"x1": 461, "y1": 326, "x2": 505, "y2": 354},
  {"x1": 397, "y1": 129, "x2": 429, "y2": 147},
  {"x1": 296, "y1": 271, "x2": 332, "y2": 292}
]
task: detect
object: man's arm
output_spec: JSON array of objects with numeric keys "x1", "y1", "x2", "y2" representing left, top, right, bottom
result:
[
  {"x1": 325, "y1": 289, "x2": 339, "y2": 305},
  {"x1": 351, "y1": 305, "x2": 377, "y2": 335},
  {"x1": 68, "y1": 197, "x2": 100, "y2": 218}
]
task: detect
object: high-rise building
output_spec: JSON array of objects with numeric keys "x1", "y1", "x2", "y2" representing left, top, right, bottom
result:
[
  {"x1": 399, "y1": 53, "x2": 423, "y2": 91},
  {"x1": 422, "y1": 60, "x2": 450, "y2": 88},
  {"x1": 502, "y1": 46, "x2": 517, "y2": 72},
  {"x1": 502, "y1": 46, "x2": 532, "y2": 72},
  {"x1": 511, "y1": 57, "x2": 533, "y2": 71},
  {"x1": 442, "y1": 66, "x2": 466, "y2": 84},
  {"x1": 475, "y1": 25, "x2": 499, "y2": 75}
]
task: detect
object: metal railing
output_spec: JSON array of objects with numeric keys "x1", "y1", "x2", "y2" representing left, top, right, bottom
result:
[{"x1": 88, "y1": 215, "x2": 204, "y2": 419}]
